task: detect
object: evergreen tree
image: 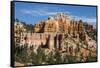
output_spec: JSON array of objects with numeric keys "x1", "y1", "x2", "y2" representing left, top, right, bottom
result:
[{"x1": 31, "y1": 47, "x2": 46, "y2": 65}]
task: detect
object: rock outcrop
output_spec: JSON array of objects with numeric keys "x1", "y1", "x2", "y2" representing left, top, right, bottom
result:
[
  {"x1": 33, "y1": 13, "x2": 85, "y2": 34},
  {"x1": 14, "y1": 12, "x2": 97, "y2": 66}
]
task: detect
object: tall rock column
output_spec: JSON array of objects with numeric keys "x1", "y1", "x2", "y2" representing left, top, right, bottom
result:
[{"x1": 48, "y1": 34, "x2": 54, "y2": 50}]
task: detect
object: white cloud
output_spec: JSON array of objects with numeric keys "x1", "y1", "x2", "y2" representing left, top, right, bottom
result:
[
  {"x1": 70, "y1": 15, "x2": 96, "y2": 26},
  {"x1": 21, "y1": 9, "x2": 96, "y2": 26},
  {"x1": 20, "y1": 9, "x2": 70, "y2": 16},
  {"x1": 20, "y1": 9, "x2": 39, "y2": 15},
  {"x1": 83, "y1": 18, "x2": 96, "y2": 23}
]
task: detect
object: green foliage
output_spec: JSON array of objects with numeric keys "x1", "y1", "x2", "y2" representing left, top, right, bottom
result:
[
  {"x1": 14, "y1": 19, "x2": 97, "y2": 65},
  {"x1": 15, "y1": 19, "x2": 34, "y2": 33},
  {"x1": 15, "y1": 45, "x2": 29, "y2": 64},
  {"x1": 54, "y1": 50, "x2": 62, "y2": 64},
  {"x1": 46, "y1": 52, "x2": 55, "y2": 64},
  {"x1": 31, "y1": 47, "x2": 46, "y2": 65},
  {"x1": 86, "y1": 52, "x2": 97, "y2": 62},
  {"x1": 83, "y1": 22, "x2": 97, "y2": 41},
  {"x1": 15, "y1": 43, "x2": 97, "y2": 65}
]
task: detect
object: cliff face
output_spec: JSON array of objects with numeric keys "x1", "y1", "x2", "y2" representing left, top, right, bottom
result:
[
  {"x1": 15, "y1": 13, "x2": 94, "y2": 50},
  {"x1": 14, "y1": 13, "x2": 97, "y2": 66},
  {"x1": 33, "y1": 13, "x2": 85, "y2": 35}
]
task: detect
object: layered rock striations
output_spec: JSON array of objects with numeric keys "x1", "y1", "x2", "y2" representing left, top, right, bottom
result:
[
  {"x1": 14, "y1": 12, "x2": 97, "y2": 65},
  {"x1": 33, "y1": 13, "x2": 85, "y2": 34},
  {"x1": 14, "y1": 12, "x2": 97, "y2": 57}
]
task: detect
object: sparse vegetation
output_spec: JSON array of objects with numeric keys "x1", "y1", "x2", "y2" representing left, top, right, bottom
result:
[{"x1": 14, "y1": 13, "x2": 97, "y2": 66}]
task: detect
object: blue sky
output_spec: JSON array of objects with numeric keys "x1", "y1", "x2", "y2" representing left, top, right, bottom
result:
[{"x1": 14, "y1": 2, "x2": 97, "y2": 26}]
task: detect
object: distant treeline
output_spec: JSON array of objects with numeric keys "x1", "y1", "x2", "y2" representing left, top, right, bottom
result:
[{"x1": 15, "y1": 18, "x2": 34, "y2": 33}]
